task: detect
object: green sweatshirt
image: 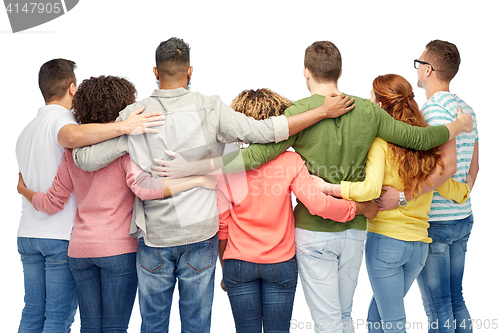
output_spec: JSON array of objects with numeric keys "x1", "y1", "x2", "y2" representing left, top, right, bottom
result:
[{"x1": 223, "y1": 94, "x2": 450, "y2": 233}]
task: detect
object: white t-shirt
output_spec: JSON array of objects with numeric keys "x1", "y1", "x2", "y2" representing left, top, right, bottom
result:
[{"x1": 16, "y1": 104, "x2": 78, "y2": 240}]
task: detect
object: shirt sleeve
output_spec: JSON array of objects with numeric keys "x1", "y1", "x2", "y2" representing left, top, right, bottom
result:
[
  {"x1": 291, "y1": 156, "x2": 357, "y2": 222},
  {"x1": 376, "y1": 106, "x2": 450, "y2": 150},
  {"x1": 32, "y1": 150, "x2": 75, "y2": 215},
  {"x1": 341, "y1": 138, "x2": 386, "y2": 201},
  {"x1": 435, "y1": 178, "x2": 470, "y2": 205},
  {"x1": 216, "y1": 97, "x2": 289, "y2": 144},
  {"x1": 73, "y1": 135, "x2": 129, "y2": 172},
  {"x1": 123, "y1": 155, "x2": 163, "y2": 201}
]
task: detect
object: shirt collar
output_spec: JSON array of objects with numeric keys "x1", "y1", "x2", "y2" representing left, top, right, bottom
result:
[{"x1": 150, "y1": 88, "x2": 190, "y2": 98}]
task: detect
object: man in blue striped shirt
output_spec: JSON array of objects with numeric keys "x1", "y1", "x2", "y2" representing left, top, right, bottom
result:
[{"x1": 415, "y1": 40, "x2": 479, "y2": 332}]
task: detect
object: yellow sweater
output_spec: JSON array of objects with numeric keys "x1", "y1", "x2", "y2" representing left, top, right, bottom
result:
[{"x1": 340, "y1": 137, "x2": 470, "y2": 243}]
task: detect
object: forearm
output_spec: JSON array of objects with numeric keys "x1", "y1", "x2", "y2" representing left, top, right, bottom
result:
[
  {"x1": 162, "y1": 176, "x2": 206, "y2": 198},
  {"x1": 17, "y1": 183, "x2": 35, "y2": 204},
  {"x1": 286, "y1": 105, "x2": 328, "y2": 136},
  {"x1": 58, "y1": 123, "x2": 127, "y2": 149},
  {"x1": 467, "y1": 141, "x2": 479, "y2": 189},
  {"x1": 218, "y1": 239, "x2": 228, "y2": 267}
]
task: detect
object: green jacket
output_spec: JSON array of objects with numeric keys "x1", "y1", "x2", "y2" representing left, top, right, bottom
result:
[{"x1": 223, "y1": 94, "x2": 450, "y2": 233}]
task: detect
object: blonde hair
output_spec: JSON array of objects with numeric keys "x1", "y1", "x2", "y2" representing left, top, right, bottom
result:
[{"x1": 230, "y1": 89, "x2": 292, "y2": 120}]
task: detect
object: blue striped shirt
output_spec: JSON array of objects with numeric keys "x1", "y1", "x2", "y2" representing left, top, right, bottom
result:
[{"x1": 422, "y1": 92, "x2": 478, "y2": 221}]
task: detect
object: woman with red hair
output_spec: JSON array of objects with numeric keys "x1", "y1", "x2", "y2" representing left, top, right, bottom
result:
[{"x1": 313, "y1": 74, "x2": 470, "y2": 332}]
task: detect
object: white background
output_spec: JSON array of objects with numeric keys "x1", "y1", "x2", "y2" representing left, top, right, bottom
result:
[{"x1": 1, "y1": 0, "x2": 498, "y2": 332}]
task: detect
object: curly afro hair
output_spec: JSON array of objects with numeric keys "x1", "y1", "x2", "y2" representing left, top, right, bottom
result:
[{"x1": 72, "y1": 75, "x2": 137, "y2": 124}]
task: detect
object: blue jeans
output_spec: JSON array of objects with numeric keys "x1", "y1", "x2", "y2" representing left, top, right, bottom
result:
[
  {"x1": 365, "y1": 232, "x2": 429, "y2": 333},
  {"x1": 295, "y1": 228, "x2": 366, "y2": 333},
  {"x1": 17, "y1": 237, "x2": 78, "y2": 333},
  {"x1": 417, "y1": 215, "x2": 474, "y2": 333},
  {"x1": 223, "y1": 257, "x2": 298, "y2": 333},
  {"x1": 137, "y1": 235, "x2": 217, "y2": 333},
  {"x1": 69, "y1": 252, "x2": 138, "y2": 333}
]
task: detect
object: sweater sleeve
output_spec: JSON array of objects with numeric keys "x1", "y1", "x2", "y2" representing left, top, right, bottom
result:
[
  {"x1": 376, "y1": 105, "x2": 450, "y2": 150},
  {"x1": 340, "y1": 138, "x2": 386, "y2": 201},
  {"x1": 222, "y1": 136, "x2": 296, "y2": 174},
  {"x1": 435, "y1": 178, "x2": 470, "y2": 204},
  {"x1": 291, "y1": 157, "x2": 357, "y2": 222},
  {"x1": 123, "y1": 155, "x2": 164, "y2": 201},
  {"x1": 32, "y1": 150, "x2": 75, "y2": 215},
  {"x1": 216, "y1": 178, "x2": 233, "y2": 240}
]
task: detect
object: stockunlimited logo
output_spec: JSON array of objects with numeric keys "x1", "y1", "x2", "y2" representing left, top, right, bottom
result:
[{"x1": 4, "y1": 0, "x2": 78, "y2": 33}]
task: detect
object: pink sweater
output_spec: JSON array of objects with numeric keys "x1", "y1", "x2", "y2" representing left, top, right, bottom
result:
[
  {"x1": 217, "y1": 152, "x2": 357, "y2": 264},
  {"x1": 32, "y1": 149, "x2": 163, "y2": 258}
]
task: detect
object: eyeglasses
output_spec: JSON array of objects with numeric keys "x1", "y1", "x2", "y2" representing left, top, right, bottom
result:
[{"x1": 414, "y1": 59, "x2": 435, "y2": 71}]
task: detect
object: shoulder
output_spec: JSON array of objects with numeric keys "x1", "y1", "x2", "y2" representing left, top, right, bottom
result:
[{"x1": 285, "y1": 95, "x2": 324, "y2": 116}]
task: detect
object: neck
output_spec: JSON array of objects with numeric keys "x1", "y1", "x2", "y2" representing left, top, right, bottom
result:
[
  {"x1": 46, "y1": 96, "x2": 72, "y2": 110},
  {"x1": 425, "y1": 80, "x2": 450, "y2": 100},
  {"x1": 159, "y1": 81, "x2": 188, "y2": 90},
  {"x1": 309, "y1": 81, "x2": 341, "y2": 96}
]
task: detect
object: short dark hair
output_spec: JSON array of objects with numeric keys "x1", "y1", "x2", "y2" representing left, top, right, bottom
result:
[
  {"x1": 425, "y1": 40, "x2": 461, "y2": 82},
  {"x1": 38, "y1": 59, "x2": 77, "y2": 103},
  {"x1": 304, "y1": 41, "x2": 342, "y2": 83},
  {"x1": 155, "y1": 37, "x2": 190, "y2": 79},
  {"x1": 72, "y1": 76, "x2": 137, "y2": 125}
]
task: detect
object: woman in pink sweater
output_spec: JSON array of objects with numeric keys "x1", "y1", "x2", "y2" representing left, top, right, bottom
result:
[
  {"x1": 17, "y1": 76, "x2": 216, "y2": 332},
  {"x1": 217, "y1": 89, "x2": 378, "y2": 333}
]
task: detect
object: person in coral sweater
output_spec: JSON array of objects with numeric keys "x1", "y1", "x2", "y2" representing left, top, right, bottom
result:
[
  {"x1": 17, "y1": 76, "x2": 217, "y2": 332},
  {"x1": 216, "y1": 89, "x2": 379, "y2": 333}
]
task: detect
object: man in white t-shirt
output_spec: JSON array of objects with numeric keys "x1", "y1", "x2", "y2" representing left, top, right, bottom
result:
[{"x1": 16, "y1": 59, "x2": 164, "y2": 333}]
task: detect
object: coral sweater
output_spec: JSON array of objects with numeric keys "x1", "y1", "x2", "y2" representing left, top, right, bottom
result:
[
  {"x1": 32, "y1": 149, "x2": 163, "y2": 258},
  {"x1": 217, "y1": 152, "x2": 357, "y2": 264}
]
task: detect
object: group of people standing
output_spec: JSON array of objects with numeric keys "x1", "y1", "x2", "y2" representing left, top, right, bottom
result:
[{"x1": 16, "y1": 37, "x2": 478, "y2": 333}]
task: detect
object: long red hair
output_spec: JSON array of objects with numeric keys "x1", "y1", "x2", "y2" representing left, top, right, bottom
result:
[{"x1": 372, "y1": 74, "x2": 444, "y2": 197}]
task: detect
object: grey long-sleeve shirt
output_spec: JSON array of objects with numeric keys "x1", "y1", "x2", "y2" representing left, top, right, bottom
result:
[{"x1": 73, "y1": 88, "x2": 289, "y2": 247}]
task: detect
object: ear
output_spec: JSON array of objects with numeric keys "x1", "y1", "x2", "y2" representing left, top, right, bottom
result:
[
  {"x1": 153, "y1": 67, "x2": 160, "y2": 81},
  {"x1": 378, "y1": 102, "x2": 382, "y2": 108},
  {"x1": 69, "y1": 82, "x2": 77, "y2": 97},
  {"x1": 303, "y1": 68, "x2": 310, "y2": 80},
  {"x1": 187, "y1": 66, "x2": 193, "y2": 80}
]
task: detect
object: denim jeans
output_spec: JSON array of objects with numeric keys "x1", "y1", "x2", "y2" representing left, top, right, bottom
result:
[
  {"x1": 17, "y1": 237, "x2": 78, "y2": 333},
  {"x1": 417, "y1": 215, "x2": 474, "y2": 333},
  {"x1": 295, "y1": 228, "x2": 365, "y2": 333},
  {"x1": 223, "y1": 257, "x2": 298, "y2": 333},
  {"x1": 137, "y1": 235, "x2": 217, "y2": 333},
  {"x1": 365, "y1": 232, "x2": 429, "y2": 333},
  {"x1": 69, "y1": 252, "x2": 138, "y2": 333}
]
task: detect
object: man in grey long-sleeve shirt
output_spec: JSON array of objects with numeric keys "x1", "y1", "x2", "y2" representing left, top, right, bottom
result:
[{"x1": 72, "y1": 37, "x2": 354, "y2": 332}]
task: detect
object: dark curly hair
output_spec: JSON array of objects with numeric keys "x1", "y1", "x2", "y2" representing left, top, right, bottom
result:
[{"x1": 72, "y1": 76, "x2": 137, "y2": 124}]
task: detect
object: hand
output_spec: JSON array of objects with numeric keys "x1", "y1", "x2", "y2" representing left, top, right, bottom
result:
[
  {"x1": 220, "y1": 279, "x2": 227, "y2": 292},
  {"x1": 199, "y1": 175, "x2": 218, "y2": 190},
  {"x1": 310, "y1": 175, "x2": 327, "y2": 192},
  {"x1": 152, "y1": 150, "x2": 193, "y2": 178},
  {"x1": 356, "y1": 201, "x2": 379, "y2": 220},
  {"x1": 321, "y1": 93, "x2": 355, "y2": 119},
  {"x1": 373, "y1": 186, "x2": 400, "y2": 211},
  {"x1": 17, "y1": 172, "x2": 26, "y2": 194},
  {"x1": 455, "y1": 107, "x2": 473, "y2": 133},
  {"x1": 122, "y1": 107, "x2": 166, "y2": 135}
]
